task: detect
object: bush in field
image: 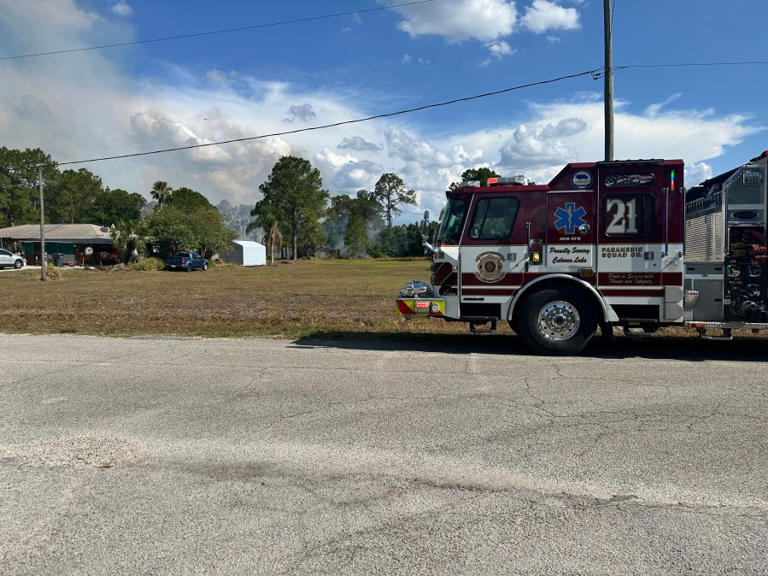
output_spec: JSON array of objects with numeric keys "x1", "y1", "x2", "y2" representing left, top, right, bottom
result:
[
  {"x1": 129, "y1": 257, "x2": 165, "y2": 271},
  {"x1": 45, "y1": 263, "x2": 62, "y2": 280},
  {"x1": 367, "y1": 244, "x2": 386, "y2": 258}
]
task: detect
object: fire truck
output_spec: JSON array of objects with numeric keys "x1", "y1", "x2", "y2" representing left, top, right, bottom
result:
[{"x1": 396, "y1": 153, "x2": 768, "y2": 354}]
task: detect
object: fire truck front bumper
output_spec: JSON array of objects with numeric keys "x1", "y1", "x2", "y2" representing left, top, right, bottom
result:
[
  {"x1": 396, "y1": 297, "x2": 445, "y2": 317},
  {"x1": 396, "y1": 280, "x2": 444, "y2": 316}
]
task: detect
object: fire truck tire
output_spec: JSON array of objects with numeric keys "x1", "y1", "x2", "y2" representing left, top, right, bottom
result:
[{"x1": 517, "y1": 287, "x2": 597, "y2": 355}]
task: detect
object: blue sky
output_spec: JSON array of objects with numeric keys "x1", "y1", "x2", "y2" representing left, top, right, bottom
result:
[{"x1": 1, "y1": 0, "x2": 767, "y2": 222}]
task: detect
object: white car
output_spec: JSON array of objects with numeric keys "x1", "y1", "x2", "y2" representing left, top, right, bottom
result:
[{"x1": 0, "y1": 248, "x2": 26, "y2": 269}]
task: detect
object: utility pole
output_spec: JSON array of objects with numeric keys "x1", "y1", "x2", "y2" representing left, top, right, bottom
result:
[
  {"x1": 37, "y1": 164, "x2": 46, "y2": 281},
  {"x1": 604, "y1": 0, "x2": 614, "y2": 161}
]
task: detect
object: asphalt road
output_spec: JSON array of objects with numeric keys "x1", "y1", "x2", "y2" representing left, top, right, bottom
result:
[{"x1": 1, "y1": 332, "x2": 767, "y2": 575}]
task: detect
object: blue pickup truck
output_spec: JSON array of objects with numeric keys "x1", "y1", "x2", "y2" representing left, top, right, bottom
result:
[{"x1": 165, "y1": 251, "x2": 208, "y2": 272}]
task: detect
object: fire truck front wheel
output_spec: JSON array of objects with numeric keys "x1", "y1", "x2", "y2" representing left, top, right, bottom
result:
[{"x1": 516, "y1": 287, "x2": 597, "y2": 355}]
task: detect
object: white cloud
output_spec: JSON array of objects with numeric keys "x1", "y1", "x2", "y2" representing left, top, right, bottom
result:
[
  {"x1": 481, "y1": 39, "x2": 516, "y2": 66},
  {"x1": 390, "y1": 1, "x2": 578, "y2": 60},
  {"x1": 316, "y1": 155, "x2": 383, "y2": 191},
  {"x1": 392, "y1": 0, "x2": 518, "y2": 42},
  {"x1": 313, "y1": 149, "x2": 357, "y2": 170},
  {"x1": 488, "y1": 96, "x2": 762, "y2": 183},
  {"x1": 111, "y1": 2, "x2": 133, "y2": 17},
  {"x1": 686, "y1": 162, "x2": 713, "y2": 187},
  {"x1": 0, "y1": 0, "x2": 98, "y2": 30},
  {"x1": 645, "y1": 93, "x2": 683, "y2": 117},
  {"x1": 0, "y1": 0, "x2": 761, "y2": 225},
  {"x1": 338, "y1": 136, "x2": 383, "y2": 152},
  {"x1": 386, "y1": 128, "x2": 452, "y2": 167},
  {"x1": 0, "y1": 0, "x2": 99, "y2": 57},
  {"x1": 521, "y1": 0, "x2": 579, "y2": 33},
  {"x1": 206, "y1": 69, "x2": 228, "y2": 83},
  {"x1": 487, "y1": 40, "x2": 515, "y2": 58},
  {"x1": 284, "y1": 103, "x2": 317, "y2": 123}
]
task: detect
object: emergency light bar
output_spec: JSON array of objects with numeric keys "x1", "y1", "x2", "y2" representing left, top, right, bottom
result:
[{"x1": 487, "y1": 175, "x2": 529, "y2": 186}]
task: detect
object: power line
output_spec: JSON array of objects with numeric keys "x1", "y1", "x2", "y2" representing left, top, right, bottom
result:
[
  {"x1": 616, "y1": 60, "x2": 768, "y2": 70},
  {"x1": 49, "y1": 58, "x2": 768, "y2": 167},
  {"x1": 0, "y1": 0, "x2": 437, "y2": 62},
  {"x1": 57, "y1": 68, "x2": 599, "y2": 166}
]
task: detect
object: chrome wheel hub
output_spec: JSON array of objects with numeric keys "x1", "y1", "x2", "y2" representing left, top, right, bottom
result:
[{"x1": 537, "y1": 300, "x2": 580, "y2": 341}]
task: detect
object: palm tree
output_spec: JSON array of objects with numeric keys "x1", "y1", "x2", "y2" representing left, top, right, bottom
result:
[
  {"x1": 266, "y1": 221, "x2": 282, "y2": 265},
  {"x1": 150, "y1": 181, "x2": 172, "y2": 210}
]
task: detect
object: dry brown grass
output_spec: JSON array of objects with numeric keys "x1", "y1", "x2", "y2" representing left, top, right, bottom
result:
[
  {"x1": 0, "y1": 259, "x2": 473, "y2": 338},
  {"x1": 1, "y1": 259, "x2": 743, "y2": 342}
]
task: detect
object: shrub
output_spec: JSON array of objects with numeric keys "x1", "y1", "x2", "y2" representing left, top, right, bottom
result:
[
  {"x1": 129, "y1": 257, "x2": 165, "y2": 271},
  {"x1": 367, "y1": 244, "x2": 386, "y2": 258},
  {"x1": 45, "y1": 264, "x2": 62, "y2": 280}
]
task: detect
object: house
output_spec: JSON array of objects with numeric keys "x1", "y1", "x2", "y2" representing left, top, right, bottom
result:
[{"x1": 0, "y1": 224, "x2": 117, "y2": 265}]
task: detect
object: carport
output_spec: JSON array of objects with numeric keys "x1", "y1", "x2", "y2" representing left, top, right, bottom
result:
[{"x1": 0, "y1": 224, "x2": 116, "y2": 265}]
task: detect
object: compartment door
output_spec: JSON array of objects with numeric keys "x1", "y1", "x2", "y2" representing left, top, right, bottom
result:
[{"x1": 545, "y1": 190, "x2": 596, "y2": 271}]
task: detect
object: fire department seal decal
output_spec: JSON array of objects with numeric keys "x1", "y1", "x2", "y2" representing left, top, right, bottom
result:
[
  {"x1": 572, "y1": 170, "x2": 592, "y2": 189},
  {"x1": 475, "y1": 252, "x2": 505, "y2": 283}
]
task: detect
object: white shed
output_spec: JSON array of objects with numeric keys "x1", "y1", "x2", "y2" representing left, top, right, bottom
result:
[{"x1": 224, "y1": 240, "x2": 266, "y2": 266}]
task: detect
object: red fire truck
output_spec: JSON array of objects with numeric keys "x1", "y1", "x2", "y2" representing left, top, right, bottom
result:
[{"x1": 396, "y1": 153, "x2": 768, "y2": 354}]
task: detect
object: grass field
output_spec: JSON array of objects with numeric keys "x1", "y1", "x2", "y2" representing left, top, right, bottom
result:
[
  {"x1": 2, "y1": 259, "x2": 748, "y2": 342},
  {"x1": 0, "y1": 260, "x2": 478, "y2": 339}
]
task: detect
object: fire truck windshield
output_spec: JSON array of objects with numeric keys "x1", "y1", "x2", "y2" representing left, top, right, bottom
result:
[{"x1": 436, "y1": 198, "x2": 467, "y2": 244}]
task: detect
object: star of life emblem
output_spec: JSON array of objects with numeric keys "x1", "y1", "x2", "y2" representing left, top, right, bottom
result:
[{"x1": 554, "y1": 202, "x2": 587, "y2": 235}]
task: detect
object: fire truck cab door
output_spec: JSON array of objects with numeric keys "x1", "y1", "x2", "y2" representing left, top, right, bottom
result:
[
  {"x1": 545, "y1": 190, "x2": 596, "y2": 271},
  {"x1": 458, "y1": 194, "x2": 531, "y2": 308}
]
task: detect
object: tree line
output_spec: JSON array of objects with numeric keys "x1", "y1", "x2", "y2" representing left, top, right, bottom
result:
[
  {"x1": 248, "y1": 156, "x2": 425, "y2": 260},
  {"x1": 0, "y1": 147, "x2": 146, "y2": 229},
  {"x1": 0, "y1": 147, "x2": 234, "y2": 261},
  {"x1": 1, "y1": 146, "x2": 504, "y2": 262}
]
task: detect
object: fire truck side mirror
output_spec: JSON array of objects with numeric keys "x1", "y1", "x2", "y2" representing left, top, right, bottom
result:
[
  {"x1": 420, "y1": 213, "x2": 429, "y2": 239},
  {"x1": 421, "y1": 211, "x2": 436, "y2": 254}
]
